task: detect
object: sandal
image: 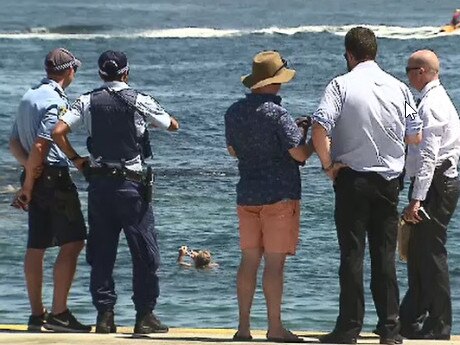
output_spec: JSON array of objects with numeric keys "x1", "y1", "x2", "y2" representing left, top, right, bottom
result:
[
  {"x1": 266, "y1": 330, "x2": 305, "y2": 343},
  {"x1": 233, "y1": 331, "x2": 253, "y2": 341}
]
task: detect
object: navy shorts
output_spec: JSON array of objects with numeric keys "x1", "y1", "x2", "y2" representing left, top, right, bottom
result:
[{"x1": 25, "y1": 166, "x2": 87, "y2": 249}]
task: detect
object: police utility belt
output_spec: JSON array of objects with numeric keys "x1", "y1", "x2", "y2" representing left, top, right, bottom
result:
[{"x1": 84, "y1": 165, "x2": 152, "y2": 184}]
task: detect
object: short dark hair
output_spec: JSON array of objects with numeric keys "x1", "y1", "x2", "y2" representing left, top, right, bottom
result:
[
  {"x1": 98, "y1": 72, "x2": 124, "y2": 82},
  {"x1": 345, "y1": 27, "x2": 377, "y2": 61}
]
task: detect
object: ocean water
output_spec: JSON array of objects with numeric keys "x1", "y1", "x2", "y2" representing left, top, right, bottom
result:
[{"x1": 0, "y1": 0, "x2": 460, "y2": 333}]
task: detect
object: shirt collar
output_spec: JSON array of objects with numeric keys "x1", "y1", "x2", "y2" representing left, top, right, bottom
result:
[
  {"x1": 41, "y1": 78, "x2": 67, "y2": 99},
  {"x1": 352, "y1": 60, "x2": 379, "y2": 72},
  {"x1": 246, "y1": 93, "x2": 282, "y2": 105},
  {"x1": 102, "y1": 81, "x2": 130, "y2": 92},
  {"x1": 420, "y1": 79, "x2": 440, "y2": 99}
]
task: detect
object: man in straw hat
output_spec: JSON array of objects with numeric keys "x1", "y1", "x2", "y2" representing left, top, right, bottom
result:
[
  {"x1": 225, "y1": 50, "x2": 312, "y2": 342},
  {"x1": 9, "y1": 48, "x2": 90, "y2": 332},
  {"x1": 312, "y1": 27, "x2": 423, "y2": 345}
]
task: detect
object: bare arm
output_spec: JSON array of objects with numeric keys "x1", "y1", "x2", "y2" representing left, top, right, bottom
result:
[
  {"x1": 168, "y1": 116, "x2": 179, "y2": 131},
  {"x1": 177, "y1": 246, "x2": 192, "y2": 268},
  {"x1": 312, "y1": 122, "x2": 345, "y2": 180},
  {"x1": 21, "y1": 138, "x2": 51, "y2": 204},
  {"x1": 288, "y1": 144, "x2": 309, "y2": 163},
  {"x1": 52, "y1": 120, "x2": 87, "y2": 171},
  {"x1": 312, "y1": 123, "x2": 332, "y2": 168},
  {"x1": 9, "y1": 138, "x2": 28, "y2": 166}
]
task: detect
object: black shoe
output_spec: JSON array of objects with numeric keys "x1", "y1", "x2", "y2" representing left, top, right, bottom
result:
[
  {"x1": 27, "y1": 310, "x2": 49, "y2": 332},
  {"x1": 380, "y1": 334, "x2": 404, "y2": 344},
  {"x1": 134, "y1": 312, "x2": 168, "y2": 334},
  {"x1": 319, "y1": 331, "x2": 357, "y2": 344},
  {"x1": 96, "y1": 310, "x2": 116, "y2": 334},
  {"x1": 44, "y1": 309, "x2": 92, "y2": 333},
  {"x1": 410, "y1": 331, "x2": 450, "y2": 340}
]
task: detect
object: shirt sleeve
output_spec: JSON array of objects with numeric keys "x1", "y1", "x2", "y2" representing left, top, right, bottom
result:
[
  {"x1": 60, "y1": 96, "x2": 87, "y2": 131},
  {"x1": 136, "y1": 93, "x2": 172, "y2": 130},
  {"x1": 312, "y1": 78, "x2": 344, "y2": 134},
  {"x1": 37, "y1": 103, "x2": 61, "y2": 141},
  {"x1": 276, "y1": 108, "x2": 303, "y2": 151},
  {"x1": 403, "y1": 87, "x2": 423, "y2": 136},
  {"x1": 224, "y1": 112, "x2": 233, "y2": 147},
  {"x1": 411, "y1": 106, "x2": 443, "y2": 201}
]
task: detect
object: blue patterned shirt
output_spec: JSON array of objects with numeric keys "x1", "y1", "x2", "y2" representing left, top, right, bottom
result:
[{"x1": 225, "y1": 93, "x2": 303, "y2": 205}]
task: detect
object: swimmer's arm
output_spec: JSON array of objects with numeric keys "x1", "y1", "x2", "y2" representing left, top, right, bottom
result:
[{"x1": 177, "y1": 251, "x2": 192, "y2": 268}]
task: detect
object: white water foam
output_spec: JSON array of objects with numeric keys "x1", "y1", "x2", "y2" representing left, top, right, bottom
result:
[{"x1": 0, "y1": 25, "x2": 456, "y2": 40}]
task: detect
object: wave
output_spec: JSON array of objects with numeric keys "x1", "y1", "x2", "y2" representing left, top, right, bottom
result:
[{"x1": 0, "y1": 24, "x2": 456, "y2": 40}]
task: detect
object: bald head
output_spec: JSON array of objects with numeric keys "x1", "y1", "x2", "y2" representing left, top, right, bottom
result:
[
  {"x1": 408, "y1": 50, "x2": 440, "y2": 76},
  {"x1": 406, "y1": 50, "x2": 440, "y2": 91}
]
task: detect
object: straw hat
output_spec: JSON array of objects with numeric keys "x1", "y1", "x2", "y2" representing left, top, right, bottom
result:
[{"x1": 241, "y1": 51, "x2": 295, "y2": 90}]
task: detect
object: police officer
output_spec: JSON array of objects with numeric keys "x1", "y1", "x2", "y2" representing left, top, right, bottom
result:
[
  {"x1": 9, "y1": 48, "x2": 90, "y2": 332},
  {"x1": 52, "y1": 50, "x2": 179, "y2": 334}
]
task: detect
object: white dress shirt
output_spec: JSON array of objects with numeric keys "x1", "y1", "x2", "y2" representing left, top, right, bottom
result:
[
  {"x1": 313, "y1": 61, "x2": 422, "y2": 180},
  {"x1": 406, "y1": 79, "x2": 460, "y2": 201}
]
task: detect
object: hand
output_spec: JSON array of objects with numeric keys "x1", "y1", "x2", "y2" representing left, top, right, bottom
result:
[
  {"x1": 10, "y1": 189, "x2": 30, "y2": 211},
  {"x1": 295, "y1": 116, "x2": 312, "y2": 130},
  {"x1": 73, "y1": 156, "x2": 89, "y2": 172},
  {"x1": 403, "y1": 199, "x2": 423, "y2": 224},
  {"x1": 179, "y1": 246, "x2": 188, "y2": 255},
  {"x1": 324, "y1": 162, "x2": 347, "y2": 181}
]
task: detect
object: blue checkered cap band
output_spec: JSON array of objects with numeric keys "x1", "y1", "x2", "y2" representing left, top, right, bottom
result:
[
  {"x1": 98, "y1": 62, "x2": 130, "y2": 76},
  {"x1": 98, "y1": 50, "x2": 129, "y2": 77},
  {"x1": 45, "y1": 48, "x2": 81, "y2": 72}
]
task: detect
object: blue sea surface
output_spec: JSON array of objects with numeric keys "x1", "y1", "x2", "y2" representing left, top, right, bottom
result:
[{"x1": 0, "y1": 0, "x2": 459, "y2": 333}]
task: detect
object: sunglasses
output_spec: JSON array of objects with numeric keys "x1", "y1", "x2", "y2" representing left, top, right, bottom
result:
[
  {"x1": 272, "y1": 58, "x2": 288, "y2": 77},
  {"x1": 405, "y1": 66, "x2": 421, "y2": 74},
  {"x1": 72, "y1": 65, "x2": 78, "y2": 73}
]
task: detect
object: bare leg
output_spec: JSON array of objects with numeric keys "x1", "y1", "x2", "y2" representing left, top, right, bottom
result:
[
  {"x1": 24, "y1": 248, "x2": 46, "y2": 316},
  {"x1": 52, "y1": 240, "x2": 84, "y2": 314},
  {"x1": 264, "y1": 252, "x2": 295, "y2": 340},
  {"x1": 236, "y1": 248, "x2": 263, "y2": 338}
]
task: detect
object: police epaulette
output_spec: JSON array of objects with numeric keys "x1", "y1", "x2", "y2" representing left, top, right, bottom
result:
[
  {"x1": 137, "y1": 91, "x2": 149, "y2": 97},
  {"x1": 83, "y1": 87, "x2": 107, "y2": 96}
]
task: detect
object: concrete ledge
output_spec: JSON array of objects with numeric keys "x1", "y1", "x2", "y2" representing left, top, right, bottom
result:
[{"x1": 0, "y1": 325, "x2": 458, "y2": 344}]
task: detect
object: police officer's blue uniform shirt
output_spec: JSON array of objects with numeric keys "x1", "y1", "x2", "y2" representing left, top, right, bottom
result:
[
  {"x1": 312, "y1": 61, "x2": 423, "y2": 180},
  {"x1": 61, "y1": 81, "x2": 172, "y2": 171},
  {"x1": 10, "y1": 78, "x2": 70, "y2": 167}
]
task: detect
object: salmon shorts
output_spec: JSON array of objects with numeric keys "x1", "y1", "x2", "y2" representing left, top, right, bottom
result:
[{"x1": 237, "y1": 199, "x2": 300, "y2": 255}]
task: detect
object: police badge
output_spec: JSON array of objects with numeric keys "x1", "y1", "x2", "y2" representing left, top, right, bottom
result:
[{"x1": 58, "y1": 105, "x2": 67, "y2": 119}]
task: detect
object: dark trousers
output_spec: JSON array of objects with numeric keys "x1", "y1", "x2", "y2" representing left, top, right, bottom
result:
[
  {"x1": 400, "y1": 175, "x2": 460, "y2": 338},
  {"x1": 86, "y1": 178, "x2": 160, "y2": 315},
  {"x1": 333, "y1": 168, "x2": 400, "y2": 339}
]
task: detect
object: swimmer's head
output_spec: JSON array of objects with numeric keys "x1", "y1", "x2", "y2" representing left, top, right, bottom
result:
[{"x1": 193, "y1": 250, "x2": 212, "y2": 268}]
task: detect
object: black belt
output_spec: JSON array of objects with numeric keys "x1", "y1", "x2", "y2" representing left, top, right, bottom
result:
[{"x1": 86, "y1": 166, "x2": 145, "y2": 183}]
